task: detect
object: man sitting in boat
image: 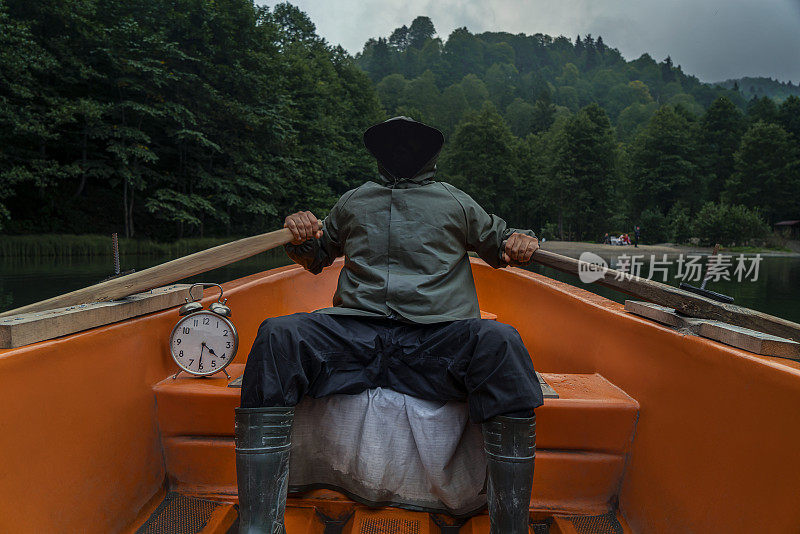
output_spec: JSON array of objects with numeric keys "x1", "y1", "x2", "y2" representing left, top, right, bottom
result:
[{"x1": 236, "y1": 116, "x2": 544, "y2": 534}]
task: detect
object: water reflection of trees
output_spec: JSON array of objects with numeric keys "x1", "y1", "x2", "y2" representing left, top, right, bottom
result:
[{"x1": 0, "y1": 251, "x2": 291, "y2": 314}]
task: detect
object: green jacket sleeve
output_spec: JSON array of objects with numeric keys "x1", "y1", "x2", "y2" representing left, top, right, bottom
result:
[
  {"x1": 442, "y1": 183, "x2": 536, "y2": 268},
  {"x1": 283, "y1": 190, "x2": 355, "y2": 275}
]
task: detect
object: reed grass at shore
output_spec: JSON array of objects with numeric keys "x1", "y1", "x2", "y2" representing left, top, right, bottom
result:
[{"x1": 0, "y1": 234, "x2": 239, "y2": 258}]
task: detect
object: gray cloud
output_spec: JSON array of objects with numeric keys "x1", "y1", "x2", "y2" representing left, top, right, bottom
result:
[{"x1": 259, "y1": 0, "x2": 800, "y2": 82}]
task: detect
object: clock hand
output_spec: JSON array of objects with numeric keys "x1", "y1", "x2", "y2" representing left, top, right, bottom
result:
[
  {"x1": 199, "y1": 342, "x2": 206, "y2": 368},
  {"x1": 205, "y1": 345, "x2": 226, "y2": 360}
]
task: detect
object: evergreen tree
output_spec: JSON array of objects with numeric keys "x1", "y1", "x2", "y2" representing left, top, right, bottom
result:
[
  {"x1": 376, "y1": 74, "x2": 408, "y2": 115},
  {"x1": 530, "y1": 99, "x2": 557, "y2": 134},
  {"x1": 726, "y1": 122, "x2": 800, "y2": 223},
  {"x1": 583, "y1": 34, "x2": 598, "y2": 70},
  {"x1": 661, "y1": 56, "x2": 675, "y2": 83},
  {"x1": 439, "y1": 105, "x2": 520, "y2": 221},
  {"x1": 388, "y1": 25, "x2": 409, "y2": 52},
  {"x1": 627, "y1": 105, "x2": 699, "y2": 216},
  {"x1": 408, "y1": 16, "x2": 436, "y2": 49},
  {"x1": 549, "y1": 104, "x2": 617, "y2": 239},
  {"x1": 778, "y1": 95, "x2": 800, "y2": 141},
  {"x1": 516, "y1": 128, "x2": 550, "y2": 230},
  {"x1": 616, "y1": 103, "x2": 658, "y2": 142},
  {"x1": 505, "y1": 98, "x2": 536, "y2": 137},
  {"x1": 368, "y1": 37, "x2": 393, "y2": 81},
  {"x1": 436, "y1": 84, "x2": 469, "y2": 136},
  {"x1": 746, "y1": 96, "x2": 778, "y2": 124},
  {"x1": 458, "y1": 73, "x2": 490, "y2": 110},
  {"x1": 596, "y1": 35, "x2": 606, "y2": 54},
  {"x1": 418, "y1": 38, "x2": 444, "y2": 76},
  {"x1": 398, "y1": 70, "x2": 441, "y2": 124},
  {"x1": 574, "y1": 35, "x2": 584, "y2": 54},
  {"x1": 484, "y1": 62, "x2": 519, "y2": 110},
  {"x1": 442, "y1": 27, "x2": 484, "y2": 85},
  {"x1": 699, "y1": 97, "x2": 744, "y2": 202}
]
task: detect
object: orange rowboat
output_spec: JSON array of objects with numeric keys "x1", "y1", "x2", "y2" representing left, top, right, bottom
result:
[{"x1": 1, "y1": 258, "x2": 798, "y2": 533}]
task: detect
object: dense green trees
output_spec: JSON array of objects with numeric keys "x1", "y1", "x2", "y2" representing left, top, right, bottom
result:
[
  {"x1": 0, "y1": 0, "x2": 382, "y2": 238},
  {"x1": 692, "y1": 203, "x2": 771, "y2": 246},
  {"x1": 726, "y1": 121, "x2": 800, "y2": 224},
  {"x1": 717, "y1": 77, "x2": 800, "y2": 102},
  {"x1": 1, "y1": 6, "x2": 798, "y2": 246},
  {"x1": 358, "y1": 22, "x2": 747, "y2": 138},
  {"x1": 359, "y1": 18, "x2": 799, "y2": 244}
]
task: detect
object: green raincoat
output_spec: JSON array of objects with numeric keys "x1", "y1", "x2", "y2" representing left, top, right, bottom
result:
[{"x1": 285, "y1": 116, "x2": 535, "y2": 323}]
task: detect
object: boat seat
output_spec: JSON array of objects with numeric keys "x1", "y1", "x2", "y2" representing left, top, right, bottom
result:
[{"x1": 153, "y1": 364, "x2": 638, "y2": 515}]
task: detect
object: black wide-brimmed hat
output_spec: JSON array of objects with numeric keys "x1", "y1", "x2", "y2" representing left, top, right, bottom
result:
[{"x1": 363, "y1": 117, "x2": 444, "y2": 180}]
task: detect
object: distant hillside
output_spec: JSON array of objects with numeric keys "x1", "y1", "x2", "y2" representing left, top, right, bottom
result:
[
  {"x1": 356, "y1": 17, "x2": 746, "y2": 140},
  {"x1": 716, "y1": 77, "x2": 800, "y2": 102},
  {"x1": 353, "y1": 17, "x2": 800, "y2": 244}
]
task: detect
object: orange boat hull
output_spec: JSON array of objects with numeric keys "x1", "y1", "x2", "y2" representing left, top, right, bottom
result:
[{"x1": 1, "y1": 259, "x2": 798, "y2": 532}]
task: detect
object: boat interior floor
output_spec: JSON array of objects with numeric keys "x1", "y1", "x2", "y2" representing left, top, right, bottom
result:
[
  {"x1": 130, "y1": 490, "x2": 631, "y2": 534},
  {"x1": 126, "y1": 364, "x2": 638, "y2": 533}
]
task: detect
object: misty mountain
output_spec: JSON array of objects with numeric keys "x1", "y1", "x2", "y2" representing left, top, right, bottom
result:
[{"x1": 715, "y1": 77, "x2": 800, "y2": 103}]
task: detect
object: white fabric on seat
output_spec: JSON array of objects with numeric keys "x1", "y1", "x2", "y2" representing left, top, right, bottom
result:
[{"x1": 288, "y1": 387, "x2": 488, "y2": 516}]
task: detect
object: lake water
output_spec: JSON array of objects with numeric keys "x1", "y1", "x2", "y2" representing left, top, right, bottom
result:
[
  {"x1": 530, "y1": 253, "x2": 800, "y2": 324},
  {"x1": 2, "y1": 249, "x2": 799, "y2": 323}
]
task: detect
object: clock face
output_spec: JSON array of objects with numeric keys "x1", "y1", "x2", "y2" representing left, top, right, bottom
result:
[{"x1": 169, "y1": 310, "x2": 237, "y2": 376}]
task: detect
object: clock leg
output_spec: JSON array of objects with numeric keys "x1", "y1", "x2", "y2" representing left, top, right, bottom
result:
[
  {"x1": 223, "y1": 369, "x2": 231, "y2": 380},
  {"x1": 172, "y1": 370, "x2": 182, "y2": 380}
]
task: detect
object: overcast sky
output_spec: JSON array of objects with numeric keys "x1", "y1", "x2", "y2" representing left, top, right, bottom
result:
[{"x1": 259, "y1": 0, "x2": 800, "y2": 83}]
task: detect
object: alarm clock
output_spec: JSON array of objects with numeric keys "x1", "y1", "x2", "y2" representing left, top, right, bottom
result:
[{"x1": 169, "y1": 283, "x2": 238, "y2": 378}]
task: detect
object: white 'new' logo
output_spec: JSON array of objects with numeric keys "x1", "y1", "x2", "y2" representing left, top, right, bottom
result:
[{"x1": 578, "y1": 252, "x2": 608, "y2": 284}]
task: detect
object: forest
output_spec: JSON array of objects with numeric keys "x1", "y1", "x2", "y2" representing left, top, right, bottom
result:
[
  {"x1": 717, "y1": 77, "x2": 800, "y2": 102},
  {"x1": 1, "y1": 1, "x2": 799, "y2": 246}
]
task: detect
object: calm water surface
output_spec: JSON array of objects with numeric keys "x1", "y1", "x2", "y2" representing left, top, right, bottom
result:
[
  {"x1": 0, "y1": 250, "x2": 291, "y2": 313},
  {"x1": 2, "y1": 249, "x2": 799, "y2": 323}
]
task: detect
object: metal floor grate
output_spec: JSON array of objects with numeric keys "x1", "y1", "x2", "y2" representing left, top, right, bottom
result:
[
  {"x1": 571, "y1": 511, "x2": 624, "y2": 534},
  {"x1": 136, "y1": 492, "x2": 219, "y2": 534},
  {"x1": 359, "y1": 516, "x2": 421, "y2": 534}
]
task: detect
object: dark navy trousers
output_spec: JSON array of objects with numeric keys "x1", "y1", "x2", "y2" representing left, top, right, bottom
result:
[{"x1": 240, "y1": 312, "x2": 543, "y2": 423}]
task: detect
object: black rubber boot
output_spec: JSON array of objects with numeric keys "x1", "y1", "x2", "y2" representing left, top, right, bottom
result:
[
  {"x1": 235, "y1": 407, "x2": 294, "y2": 534},
  {"x1": 482, "y1": 414, "x2": 536, "y2": 534}
]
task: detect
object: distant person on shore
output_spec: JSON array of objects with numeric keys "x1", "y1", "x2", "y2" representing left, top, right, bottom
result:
[
  {"x1": 634, "y1": 226, "x2": 640, "y2": 248},
  {"x1": 603, "y1": 233, "x2": 611, "y2": 245}
]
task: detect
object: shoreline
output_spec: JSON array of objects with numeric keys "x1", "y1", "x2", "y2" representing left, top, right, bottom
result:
[
  {"x1": 539, "y1": 240, "x2": 800, "y2": 258},
  {"x1": 1, "y1": 234, "x2": 798, "y2": 259}
]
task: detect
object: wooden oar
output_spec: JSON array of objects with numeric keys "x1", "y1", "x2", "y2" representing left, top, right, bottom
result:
[
  {"x1": 531, "y1": 249, "x2": 800, "y2": 343},
  {"x1": 0, "y1": 228, "x2": 299, "y2": 318},
  {"x1": 4, "y1": 230, "x2": 799, "y2": 344}
]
